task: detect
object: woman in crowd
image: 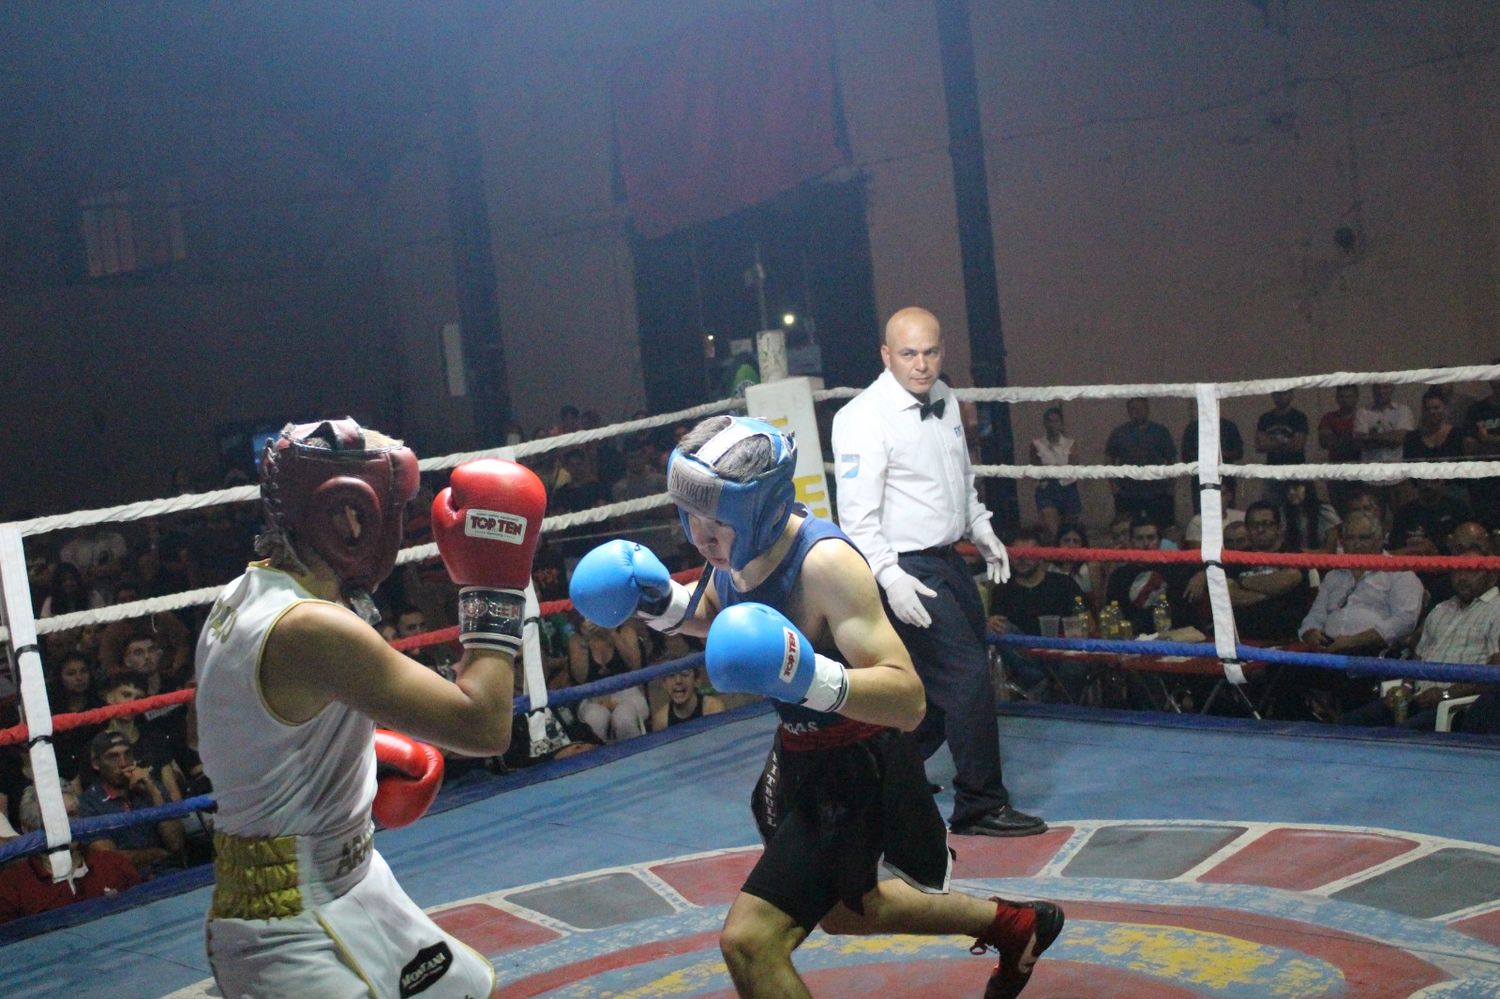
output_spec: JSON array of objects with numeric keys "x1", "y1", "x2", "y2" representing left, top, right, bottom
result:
[
  {"x1": 568, "y1": 617, "x2": 650, "y2": 742},
  {"x1": 1280, "y1": 481, "x2": 1340, "y2": 553},
  {"x1": 1052, "y1": 523, "x2": 1104, "y2": 611},
  {"x1": 1029, "y1": 406, "x2": 1081, "y2": 543}
]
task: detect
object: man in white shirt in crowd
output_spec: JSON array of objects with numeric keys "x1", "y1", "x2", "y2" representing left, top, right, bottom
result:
[
  {"x1": 1299, "y1": 510, "x2": 1424, "y2": 656},
  {"x1": 1353, "y1": 383, "x2": 1415, "y2": 493},
  {"x1": 832, "y1": 306, "x2": 1045, "y2": 837},
  {"x1": 1339, "y1": 521, "x2": 1500, "y2": 728}
]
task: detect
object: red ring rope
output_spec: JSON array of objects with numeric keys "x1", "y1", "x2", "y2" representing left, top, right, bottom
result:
[{"x1": 1013, "y1": 545, "x2": 1500, "y2": 573}]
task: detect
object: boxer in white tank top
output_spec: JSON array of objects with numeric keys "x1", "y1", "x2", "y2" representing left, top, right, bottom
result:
[{"x1": 196, "y1": 420, "x2": 545, "y2": 998}]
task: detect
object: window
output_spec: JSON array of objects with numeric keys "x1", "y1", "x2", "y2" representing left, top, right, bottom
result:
[{"x1": 80, "y1": 180, "x2": 186, "y2": 278}]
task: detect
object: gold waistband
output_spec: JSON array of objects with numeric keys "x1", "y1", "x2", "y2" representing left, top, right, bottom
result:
[{"x1": 210, "y1": 822, "x2": 373, "y2": 918}]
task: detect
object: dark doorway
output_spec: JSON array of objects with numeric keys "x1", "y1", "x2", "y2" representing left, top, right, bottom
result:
[{"x1": 633, "y1": 178, "x2": 879, "y2": 413}]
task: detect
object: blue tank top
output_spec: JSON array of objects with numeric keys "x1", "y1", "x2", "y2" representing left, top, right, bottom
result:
[{"x1": 712, "y1": 511, "x2": 862, "y2": 730}]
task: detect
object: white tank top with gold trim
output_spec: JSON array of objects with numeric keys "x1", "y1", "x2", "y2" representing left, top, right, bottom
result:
[{"x1": 195, "y1": 564, "x2": 375, "y2": 840}]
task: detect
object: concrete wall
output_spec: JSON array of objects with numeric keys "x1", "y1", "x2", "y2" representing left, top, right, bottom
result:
[{"x1": 462, "y1": 1, "x2": 1496, "y2": 491}]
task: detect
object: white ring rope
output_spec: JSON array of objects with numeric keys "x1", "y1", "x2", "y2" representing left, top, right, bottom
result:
[{"x1": 814, "y1": 364, "x2": 1500, "y2": 406}]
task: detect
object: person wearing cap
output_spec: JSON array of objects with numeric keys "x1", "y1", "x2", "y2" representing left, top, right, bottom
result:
[{"x1": 77, "y1": 730, "x2": 185, "y2": 877}]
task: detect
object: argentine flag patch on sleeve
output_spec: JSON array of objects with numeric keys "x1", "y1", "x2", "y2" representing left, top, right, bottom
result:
[{"x1": 839, "y1": 454, "x2": 860, "y2": 479}]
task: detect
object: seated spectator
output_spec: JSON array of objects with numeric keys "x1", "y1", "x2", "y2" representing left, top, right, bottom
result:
[
  {"x1": 1391, "y1": 478, "x2": 1470, "y2": 557},
  {"x1": 1339, "y1": 522, "x2": 1499, "y2": 728},
  {"x1": 568, "y1": 620, "x2": 649, "y2": 742},
  {"x1": 1279, "y1": 481, "x2": 1339, "y2": 554},
  {"x1": 1052, "y1": 524, "x2": 1103, "y2": 610},
  {"x1": 551, "y1": 448, "x2": 608, "y2": 514},
  {"x1": 1299, "y1": 511, "x2": 1424, "y2": 656},
  {"x1": 651, "y1": 666, "x2": 727, "y2": 731},
  {"x1": 77, "y1": 731, "x2": 186, "y2": 877},
  {"x1": 988, "y1": 526, "x2": 1088, "y2": 700},
  {"x1": 1222, "y1": 502, "x2": 1313, "y2": 642},
  {"x1": 1184, "y1": 477, "x2": 1245, "y2": 547},
  {"x1": 93, "y1": 677, "x2": 187, "y2": 801},
  {"x1": 48, "y1": 652, "x2": 102, "y2": 783},
  {"x1": 394, "y1": 606, "x2": 457, "y2": 681},
  {"x1": 1323, "y1": 486, "x2": 1387, "y2": 552},
  {"x1": 1104, "y1": 517, "x2": 1196, "y2": 636},
  {"x1": 98, "y1": 580, "x2": 192, "y2": 681},
  {"x1": 502, "y1": 664, "x2": 599, "y2": 769},
  {"x1": 0, "y1": 787, "x2": 140, "y2": 921}
]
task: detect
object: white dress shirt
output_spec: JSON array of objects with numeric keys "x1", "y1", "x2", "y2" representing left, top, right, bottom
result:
[
  {"x1": 831, "y1": 370, "x2": 992, "y2": 589},
  {"x1": 1299, "y1": 563, "x2": 1424, "y2": 646}
]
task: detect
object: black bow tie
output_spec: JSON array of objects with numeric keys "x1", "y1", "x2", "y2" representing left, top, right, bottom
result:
[{"x1": 919, "y1": 398, "x2": 945, "y2": 421}]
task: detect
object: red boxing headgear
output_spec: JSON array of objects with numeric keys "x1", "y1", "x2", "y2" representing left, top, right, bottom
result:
[{"x1": 260, "y1": 419, "x2": 420, "y2": 594}]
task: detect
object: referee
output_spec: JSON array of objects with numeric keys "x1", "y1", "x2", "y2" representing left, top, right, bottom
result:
[{"x1": 831, "y1": 306, "x2": 1046, "y2": 837}]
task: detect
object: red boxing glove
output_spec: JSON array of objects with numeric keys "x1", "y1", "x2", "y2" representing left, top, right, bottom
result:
[
  {"x1": 431, "y1": 459, "x2": 547, "y2": 652},
  {"x1": 372, "y1": 729, "x2": 444, "y2": 829}
]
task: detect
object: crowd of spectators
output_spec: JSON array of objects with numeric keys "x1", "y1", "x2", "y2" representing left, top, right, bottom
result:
[
  {"x1": 0, "y1": 402, "x2": 713, "y2": 922},
  {"x1": 1001, "y1": 372, "x2": 1500, "y2": 727}
]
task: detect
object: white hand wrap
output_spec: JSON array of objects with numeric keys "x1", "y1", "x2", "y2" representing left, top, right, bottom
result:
[
  {"x1": 639, "y1": 579, "x2": 693, "y2": 634},
  {"x1": 799, "y1": 654, "x2": 850, "y2": 714}
]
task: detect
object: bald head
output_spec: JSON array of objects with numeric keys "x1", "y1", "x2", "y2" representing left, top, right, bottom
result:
[
  {"x1": 1449, "y1": 521, "x2": 1493, "y2": 556},
  {"x1": 881, "y1": 307, "x2": 943, "y2": 397}
]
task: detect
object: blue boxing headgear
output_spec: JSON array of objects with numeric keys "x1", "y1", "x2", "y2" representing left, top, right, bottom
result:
[{"x1": 667, "y1": 417, "x2": 797, "y2": 570}]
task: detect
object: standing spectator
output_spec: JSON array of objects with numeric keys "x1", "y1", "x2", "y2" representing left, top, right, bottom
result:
[
  {"x1": 1029, "y1": 407, "x2": 1081, "y2": 542},
  {"x1": 1255, "y1": 390, "x2": 1310, "y2": 505},
  {"x1": 1318, "y1": 385, "x2": 1363, "y2": 510},
  {"x1": 1354, "y1": 382, "x2": 1415, "y2": 490},
  {"x1": 1404, "y1": 388, "x2": 1465, "y2": 463},
  {"x1": 0, "y1": 788, "x2": 140, "y2": 921},
  {"x1": 1432, "y1": 381, "x2": 1478, "y2": 435},
  {"x1": 832, "y1": 306, "x2": 1044, "y2": 837},
  {"x1": 569, "y1": 620, "x2": 649, "y2": 742},
  {"x1": 1104, "y1": 398, "x2": 1178, "y2": 530},
  {"x1": 59, "y1": 527, "x2": 129, "y2": 606},
  {"x1": 1181, "y1": 413, "x2": 1244, "y2": 514},
  {"x1": 1464, "y1": 363, "x2": 1500, "y2": 530},
  {"x1": 1339, "y1": 521, "x2": 1499, "y2": 728},
  {"x1": 77, "y1": 731, "x2": 186, "y2": 877}
]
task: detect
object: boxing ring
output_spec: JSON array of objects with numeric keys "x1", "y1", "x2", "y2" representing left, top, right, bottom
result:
[{"x1": 4, "y1": 365, "x2": 1500, "y2": 997}]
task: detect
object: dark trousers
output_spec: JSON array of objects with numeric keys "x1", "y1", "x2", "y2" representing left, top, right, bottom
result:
[{"x1": 886, "y1": 547, "x2": 1008, "y2": 826}]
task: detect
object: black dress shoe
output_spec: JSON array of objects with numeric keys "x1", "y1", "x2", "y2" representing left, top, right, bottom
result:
[
  {"x1": 952, "y1": 805, "x2": 1048, "y2": 838},
  {"x1": 928, "y1": 782, "x2": 944, "y2": 795}
]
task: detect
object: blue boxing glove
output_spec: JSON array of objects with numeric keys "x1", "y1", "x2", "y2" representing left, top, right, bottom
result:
[
  {"x1": 706, "y1": 603, "x2": 849, "y2": 713},
  {"x1": 570, "y1": 540, "x2": 691, "y2": 632}
]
